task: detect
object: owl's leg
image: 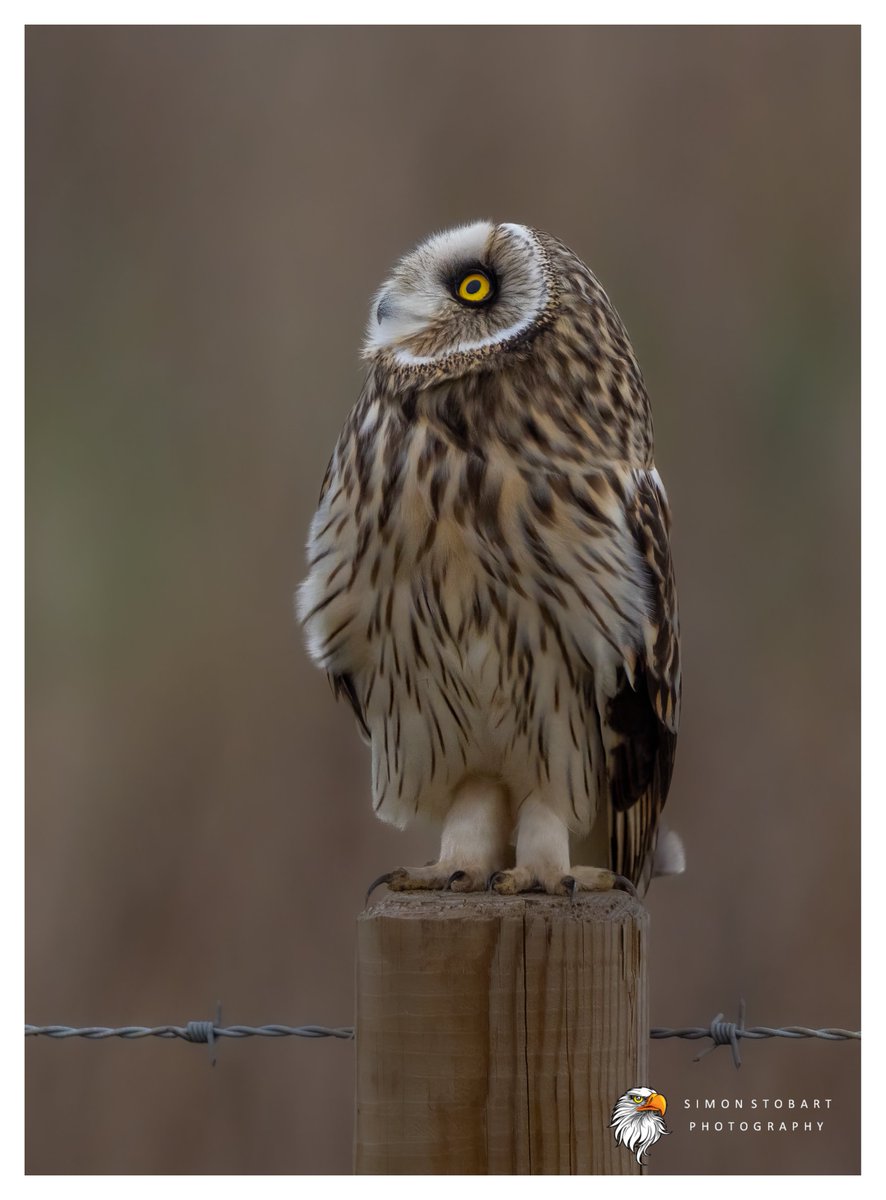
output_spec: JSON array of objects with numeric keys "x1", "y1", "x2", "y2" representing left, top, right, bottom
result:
[
  {"x1": 371, "y1": 778, "x2": 511, "y2": 896},
  {"x1": 490, "y1": 796, "x2": 630, "y2": 896}
]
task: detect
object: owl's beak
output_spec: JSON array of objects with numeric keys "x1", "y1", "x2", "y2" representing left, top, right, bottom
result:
[
  {"x1": 376, "y1": 293, "x2": 395, "y2": 323},
  {"x1": 637, "y1": 1093, "x2": 667, "y2": 1116}
]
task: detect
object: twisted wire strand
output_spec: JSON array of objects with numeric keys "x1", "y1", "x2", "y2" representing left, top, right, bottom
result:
[
  {"x1": 26, "y1": 1014, "x2": 859, "y2": 1072},
  {"x1": 649, "y1": 1000, "x2": 860, "y2": 1068},
  {"x1": 26, "y1": 995, "x2": 860, "y2": 1073},
  {"x1": 25, "y1": 1024, "x2": 356, "y2": 1041},
  {"x1": 649, "y1": 1026, "x2": 859, "y2": 1042}
]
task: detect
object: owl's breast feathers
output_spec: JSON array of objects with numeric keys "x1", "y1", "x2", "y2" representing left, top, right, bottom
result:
[{"x1": 299, "y1": 359, "x2": 680, "y2": 886}]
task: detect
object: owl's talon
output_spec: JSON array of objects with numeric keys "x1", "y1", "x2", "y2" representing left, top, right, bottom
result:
[
  {"x1": 447, "y1": 870, "x2": 466, "y2": 888},
  {"x1": 562, "y1": 875, "x2": 578, "y2": 900},
  {"x1": 364, "y1": 870, "x2": 405, "y2": 905},
  {"x1": 613, "y1": 874, "x2": 639, "y2": 898}
]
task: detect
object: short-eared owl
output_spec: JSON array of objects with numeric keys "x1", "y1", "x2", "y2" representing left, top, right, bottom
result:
[{"x1": 298, "y1": 221, "x2": 682, "y2": 896}]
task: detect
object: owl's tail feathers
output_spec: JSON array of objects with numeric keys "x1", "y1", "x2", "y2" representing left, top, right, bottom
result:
[{"x1": 653, "y1": 824, "x2": 686, "y2": 878}]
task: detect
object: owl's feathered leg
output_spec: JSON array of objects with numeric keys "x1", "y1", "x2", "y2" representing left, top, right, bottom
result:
[
  {"x1": 372, "y1": 777, "x2": 511, "y2": 895},
  {"x1": 491, "y1": 796, "x2": 627, "y2": 896}
]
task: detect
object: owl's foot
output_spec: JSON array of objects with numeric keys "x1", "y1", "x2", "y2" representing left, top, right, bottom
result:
[
  {"x1": 366, "y1": 863, "x2": 492, "y2": 902},
  {"x1": 489, "y1": 865, "x2": 636, "y2": 897}
]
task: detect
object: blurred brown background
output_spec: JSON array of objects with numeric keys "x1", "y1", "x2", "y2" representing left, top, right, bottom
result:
[{"x1": 26, "y1": 26, "x2": 859, "y2": 1174}]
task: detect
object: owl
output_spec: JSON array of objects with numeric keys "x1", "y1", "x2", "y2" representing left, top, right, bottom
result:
[{"x1": 298, "y1": 221, "x2": 682, "y2": 896}]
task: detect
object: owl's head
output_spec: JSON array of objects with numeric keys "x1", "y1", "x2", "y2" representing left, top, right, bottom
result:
[{"x1": 364, "y1": 221, "x2": 558, "y2": 374}]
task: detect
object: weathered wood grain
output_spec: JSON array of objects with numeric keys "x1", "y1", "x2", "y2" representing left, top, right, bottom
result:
[{"x1": 355, "y1": 890, "x2": 648, "y2": 1174}]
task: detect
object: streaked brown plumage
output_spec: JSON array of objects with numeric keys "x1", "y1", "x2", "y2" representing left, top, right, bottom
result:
[{"x1": 298, "y1": 221, "x2": 682, "y2": 895}]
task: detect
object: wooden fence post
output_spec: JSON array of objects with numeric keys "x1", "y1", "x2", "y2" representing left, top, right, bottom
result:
[{"x1": 355, "y1": 889, "x2": 648, "y2": 1174}]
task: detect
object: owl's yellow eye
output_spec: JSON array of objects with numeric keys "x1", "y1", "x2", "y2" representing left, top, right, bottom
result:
[{"x1": 456, "y1": 271, "x2": 493, "y2": 304}]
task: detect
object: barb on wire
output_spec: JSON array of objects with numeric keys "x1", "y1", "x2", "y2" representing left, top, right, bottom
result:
[{"x1": 650, "y1": 999, "x2": 861, "y2": 1068}]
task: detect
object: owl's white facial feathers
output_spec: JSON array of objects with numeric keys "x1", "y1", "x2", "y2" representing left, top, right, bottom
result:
[{"x1": 364, "y1": 220, "x2": 550, "y2": 366}]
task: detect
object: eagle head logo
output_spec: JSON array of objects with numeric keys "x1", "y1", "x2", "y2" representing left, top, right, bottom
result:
[{"x1": 609, "y1": 1086, "x2": 669, "y2": 1164}]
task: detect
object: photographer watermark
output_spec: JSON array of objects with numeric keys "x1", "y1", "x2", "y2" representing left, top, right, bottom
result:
[{"x1": 685, "y1": 1096, "x2": 833, "y2": 1135}]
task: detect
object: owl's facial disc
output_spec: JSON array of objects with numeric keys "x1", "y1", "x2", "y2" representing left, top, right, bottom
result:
[{"x1": 364, "y1": 221, "x2": 552, "y2": 368}]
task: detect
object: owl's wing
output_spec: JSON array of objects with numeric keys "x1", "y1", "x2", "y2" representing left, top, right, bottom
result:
[
  {"x1": 330, "y1": 670, "x2": 370, "y2": 743},
  {"x1": 301, "y1": 406, "x2": 373, "y2": 746},
  {"x1": 604, "y1": 469, "x2": 681, "y2": 887}
]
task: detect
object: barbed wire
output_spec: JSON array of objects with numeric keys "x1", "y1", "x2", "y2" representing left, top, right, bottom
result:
[
  {"x1": 25, "y1": 1021, "x2": 354, "y2": 1067},
  {"x1": 650, "y1": 1000, "x2": 860, "y2": 1068},
  {"x1": 24, "y1": 1023, "x2": 355, "y2": 1041},
  {"x1": 26, "y1": 1001, "x2": 860, "y2": 1069}
]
